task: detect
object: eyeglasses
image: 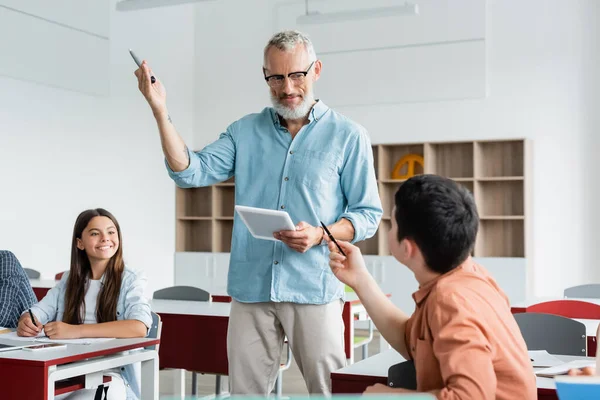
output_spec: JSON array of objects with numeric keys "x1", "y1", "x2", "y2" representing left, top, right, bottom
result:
[{"x1": 263, "y1": 61, "x2": 316, "y2": 88}]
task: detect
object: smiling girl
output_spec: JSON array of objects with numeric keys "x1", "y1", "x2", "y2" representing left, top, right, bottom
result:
[{"x1": 17, "y1": 208, "x2": 152, "y2": 400}]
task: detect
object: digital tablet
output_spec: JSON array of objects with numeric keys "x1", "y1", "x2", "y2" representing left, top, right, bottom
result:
[
  {"x1": 0, "y1": 343, "x2": 33, "y2": 352},
  {"x1": 235, "y1": 205, "x2": 296, "y2": 241}
]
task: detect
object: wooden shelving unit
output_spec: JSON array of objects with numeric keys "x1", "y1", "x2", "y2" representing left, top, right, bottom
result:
[
  {"x1": 175, "y1": 140, "x2": 531, "y2": 260},
  {"x1": 356, "y1": 139, "x2": 531, "y2": 258},
  {"x1": 175, "y1": 177, "x2": 236, "y2": 252}
]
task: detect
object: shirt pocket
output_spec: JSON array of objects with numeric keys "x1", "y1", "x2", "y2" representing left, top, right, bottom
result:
[{"x1": 293, "y1": 150, "x2": 338, "y2": 191}]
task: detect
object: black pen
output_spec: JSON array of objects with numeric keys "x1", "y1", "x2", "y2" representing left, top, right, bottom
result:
[
  {"x1": 28, "y1": 309, "x2": 37, "y2": 327},
  {"x1": 320, "y1": 221, "x2": 347, "y2": 257}
]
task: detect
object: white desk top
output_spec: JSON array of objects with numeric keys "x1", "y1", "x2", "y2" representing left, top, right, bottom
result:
[
  {"x1": 0, "y1": 337, "x2": 156, "y2": 363},
  {"x1": 334, "y1": 348, "x2": 406, "y2": 377},
  {"x1": 28, "y1": 279, "x2": 57, "y2": 288},
  {"x1": 150, "y1": 299, "x2": 231, "y2": 317},
  {"x1": 333, "y1": 349, "x2": 595, "y2": 392}
]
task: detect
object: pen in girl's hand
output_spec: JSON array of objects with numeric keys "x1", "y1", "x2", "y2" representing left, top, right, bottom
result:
[{"x1": 28, "y1": 309, "x2": 37, "y2": 328}]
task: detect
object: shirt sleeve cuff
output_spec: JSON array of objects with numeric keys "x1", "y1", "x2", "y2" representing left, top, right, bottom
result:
[{"x1": 165, "y1": 147, "x2": 199, "y2": 179}]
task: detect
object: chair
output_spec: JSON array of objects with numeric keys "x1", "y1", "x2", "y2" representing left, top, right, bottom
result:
[
  {"x1": 24, "y1": 268, "x2": 40, "y2": 279},
  {"x1": 55, "y1": 271, "x2": 65, "y2": 280},
  {"x1": 564, "y1": 284, "x2": 600, "y2": 299},
  {"x1": 514, "y1": 312, "x2": 586, "y2": 356},
  {"x1": 153, "y1": 285, "x2": 210, "y2": 302},
  {"x1": 147, "y1": 311, "x2": 163, "y2": 351},
  {"x1": 153, "y1": 286, "x2": 214, "y2": 396},
  {"x1": 387, "y1": 360, "x2": 417, "y2": 390},
  {"x1": 527, "y1": 300, "x2": 600, "y2": 319}
]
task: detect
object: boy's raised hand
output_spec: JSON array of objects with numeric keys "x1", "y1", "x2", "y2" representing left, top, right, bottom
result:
[{"x1": 328, "y1": 240, "x2": 370, "y2": 290}]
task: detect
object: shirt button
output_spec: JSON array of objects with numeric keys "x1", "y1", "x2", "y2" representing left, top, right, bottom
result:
[
  {"x1": 281, "y1": 205, "x2": 285, "y2": 209},
  {"x1": 284, "y1": 177, "x2": 289, "y2": 181},
  {"x1": 274, "y1": 261, "x2": 279, "y2": 265},
  {"x1": 289, "y1": 151, "x2": 294, "y2": 155}
]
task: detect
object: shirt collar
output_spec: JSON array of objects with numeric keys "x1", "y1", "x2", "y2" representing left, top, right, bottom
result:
[
  {"x1": 271, "y1": 99, "x2": 329, "y2": 128},
  {"x1": 412, "y1": 259, "x2": 474, "y2": 306}
]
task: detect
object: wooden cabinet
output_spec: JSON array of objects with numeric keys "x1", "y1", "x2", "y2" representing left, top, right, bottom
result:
[
  {"x1": 175, "y1": 140, "x2": 531, "y2": 260},
  {"x1": 357, "y1": 139, "x2": 531, "y2": 258}
]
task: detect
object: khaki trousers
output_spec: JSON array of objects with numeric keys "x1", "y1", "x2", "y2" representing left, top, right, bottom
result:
[{"x1": 227, "y1": 299, "x2": 346, "y2": 395}]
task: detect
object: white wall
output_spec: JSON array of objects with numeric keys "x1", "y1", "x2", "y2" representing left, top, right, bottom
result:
[
  {"x1": 0, "y1": 0, "x2": 197, "y2": 294},
  {"x1": 191, "y1": 0, "x2": 600, "y2": 297}
]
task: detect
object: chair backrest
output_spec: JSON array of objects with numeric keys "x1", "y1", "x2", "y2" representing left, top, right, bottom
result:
[
  {"x1": 564, "y1": 284, "x2": 600, "y2": 299},
  {"x1": 152, "y1": 285, "x2": 210, "y2": 302},
  {"x1": 527, "y1": 300, "x2": 600, "y2": 319},
  {"x1": 388, "y1": 360, "x2": 417, "y2": 390},
  {"x1": 24, "y1": 268, "x2": 40, "y2": 279},
  {"x1": 514, "y1": 312, "x2": 586, "y2": 356},
  {"x1": 55, "y1": 271, "x2": 65, "y2": 281},
  {"x1": 146, "y1": 311, "x2": 162, "y2": 351}
]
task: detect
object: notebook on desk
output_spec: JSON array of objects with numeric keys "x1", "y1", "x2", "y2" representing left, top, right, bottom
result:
[{"x1": 535, "y1": 360, "x2": 596, "y2": 378}]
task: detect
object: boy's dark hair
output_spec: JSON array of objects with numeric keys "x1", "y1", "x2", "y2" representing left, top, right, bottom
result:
[{"x1": 394, "y1": 174, "x2": 479, "y2": 274}]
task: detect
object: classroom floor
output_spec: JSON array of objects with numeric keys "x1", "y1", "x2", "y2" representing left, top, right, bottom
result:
[{"x1": 158, "y1": 330, "x2": 383, "y2": 398}]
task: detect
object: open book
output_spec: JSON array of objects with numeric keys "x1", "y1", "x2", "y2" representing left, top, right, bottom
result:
[{"x1": 535, "y1": 360, "x2": 596, "y2": 378}]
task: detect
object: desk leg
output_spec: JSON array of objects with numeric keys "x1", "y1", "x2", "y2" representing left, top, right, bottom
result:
[
  {"x1": 343, "y1": 302, "x2": 354, "y2": 364},
  {"x1": 172, "y1": 369, "x2": 186, "y2": 398},
  {"x1": 141, "y1": 351, "x2": 159, "y2": 400}
]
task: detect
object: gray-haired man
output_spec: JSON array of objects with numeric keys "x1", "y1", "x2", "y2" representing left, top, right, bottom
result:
[{"x1": 134, "y1": 30, "x2": 382, "y2": 395}]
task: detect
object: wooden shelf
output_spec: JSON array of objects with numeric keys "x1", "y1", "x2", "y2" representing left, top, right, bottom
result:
[
  {"x1": 176, "y1": 139, "x2": 531, "y2": 260},
  {"x1": 354, "y1": 139, "x2": 530, "y2": 258},
  {"x1": 379, "y1": 144, "x2": 424, "y2": 181},
  {"x1": 475, "y1": 141, "x2": 524, "y2": 178},
  {"x1": 176, "y1": 220, "x2": 212, "y2": 252},
  {"x1": 476, "y1": 180, "x2": 524, "y2": 216},
  {"x1": 475, "y1": 219, "x2": 524, "y2": 257},
  {"x1": 480, "y1": 216, "x2": 525, "y2": 220},
  {"x1": 426, "y1": 142, "x2": 474, "y2": 178},
  {"x1": 379, "y1": 179, "x2": 407, "y2": 183},
  {"x1": 214, "y1": 186, "x2": 235, "y2": 218},
  {"x1": 477, "y1": 176, "x2": 524, "y2": 181},
  {"x1": 176, "y1": 187, "x2": 211, "y2": 218}
]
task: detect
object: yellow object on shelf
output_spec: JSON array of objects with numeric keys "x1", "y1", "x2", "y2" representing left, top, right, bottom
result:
[{"x1": 391, "y1": 154, "x2": 424, "y2": 180}]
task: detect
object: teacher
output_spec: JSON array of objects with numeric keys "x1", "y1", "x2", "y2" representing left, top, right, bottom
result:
[{"x1": 134, "y1": 30, "x2": 382, "y2": 395}]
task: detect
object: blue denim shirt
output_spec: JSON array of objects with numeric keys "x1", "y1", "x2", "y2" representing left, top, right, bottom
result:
[
  {"x1": 168, "y1": 101, "x2": 382, "y2": 304},
  {"x1": 30, "y1": 267, "x2": 152, "y2": 400}
]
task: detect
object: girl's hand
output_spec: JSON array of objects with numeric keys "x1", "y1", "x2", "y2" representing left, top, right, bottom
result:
[
  {"x1": 44, "y1": 321, "x2": 81, "y2": 339},
  {"x1": 17, "y1": 313, "x2": 41, "y2": 337}
]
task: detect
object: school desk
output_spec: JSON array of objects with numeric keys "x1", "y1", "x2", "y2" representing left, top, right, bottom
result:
[
  {"x1": 330, "y1": 348, "x2": 594, "y2": 400},
  {"x1": 0, "y1": 337, "x2": 159, "y2": 400}
]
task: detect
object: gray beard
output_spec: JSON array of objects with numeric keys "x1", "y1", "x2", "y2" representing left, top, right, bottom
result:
[{"x1": 271, "y1": 93, "x2": 315, "y2": 121}]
